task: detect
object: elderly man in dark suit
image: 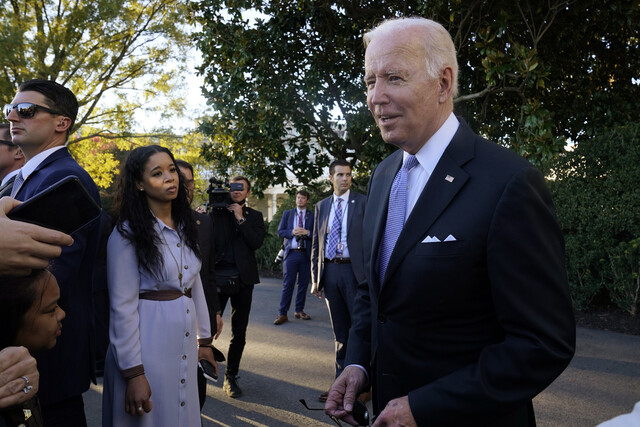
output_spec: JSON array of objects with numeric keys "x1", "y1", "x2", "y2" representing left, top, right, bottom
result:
[
  {"x1": 4, "y1": 79, "x2": 102, "y2": 426},
  {"x1": 325, "y1": 17, "x2": 575, "y2": 427},
  {"x1": 274, "y1": 189, "x2": 314, "y2": 324},
  {"x1": 311, "y1": 159, "x2": 366, "y2": 402}
]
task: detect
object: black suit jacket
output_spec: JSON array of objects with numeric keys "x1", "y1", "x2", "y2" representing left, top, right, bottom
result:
[
  {"x1": 310, "y1": 191, "x2": 366, "y2": 293},
  {"x1": 0, "y1": 174, "x2": 16, "y2": 198},
  {"x1": 195, "y1": 211, "x2": 220, "y2": 333},
  {"x1": 346, "y1": 120, "x2": 575, "y2": 426},
  {"x1": 212, "y1": 206, "x2": 265, "y2": 286},
  {"x1": 14, "y1": 148, "x2": 102, "y2": 405}
]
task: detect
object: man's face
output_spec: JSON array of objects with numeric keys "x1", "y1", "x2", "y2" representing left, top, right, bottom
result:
[
  {"x1": 296, "y1": 193, "x2": 308, "y2": 209},
  {"x1": 0, "y1": 128, "x2": 15, "y2": 172},
  {"x1": 364, "y1": 29, "x2": 447, "y2": 154},
  {"x1": 178, "y1": 166, "x2": 195, "y2": 205},
  {"x1": 6, "y1": 91, "x2": 65, "y2": 156},
  {"x1": 329, "y1": 165, "x2": 352, "y2": 196},
  {"x1": 230, "y1": 179, "x2": 249, "y2": 203}
]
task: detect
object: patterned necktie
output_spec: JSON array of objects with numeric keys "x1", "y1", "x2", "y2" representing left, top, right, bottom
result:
[
  {"x1": 297, "y1": 211, "x2": 304, "y2": 248},
  {"x1": 326, "y1": 198, "x2": 343, "y2": 259},
  {"x1": 10, "y1": 171, "x2": 24, "y2": 198},
  {"x1": 378, "y1": 155, "x2": 419, "y2": 283}
]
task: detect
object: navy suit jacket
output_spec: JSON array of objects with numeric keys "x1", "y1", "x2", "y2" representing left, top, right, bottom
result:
[
  {"x1": 346, "y1": 120, "x2": 575, "y2": 426},
  {"x1": 310, "y1": 191, "x2": 366, "y2": 292},
  {"x1": 14, "y1": 147, "x2": 102, "y2": 405},
  {"x1": 277, "y1": 208, "x2": 313, "y2": 260}
]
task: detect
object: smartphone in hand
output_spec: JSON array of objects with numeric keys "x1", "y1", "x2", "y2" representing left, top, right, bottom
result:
[{"x1": 198, "y1": 360, "x2": 217, "y2": 382}]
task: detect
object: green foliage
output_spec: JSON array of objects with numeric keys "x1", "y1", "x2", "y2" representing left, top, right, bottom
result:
[
  {"x1": 0, "y1": 0, "x2": 197, "y2": 188},
  {"x1": 550, "y1": 123, "x2": 640, "y2": 315},
  {"x1": 192, "y1": 0, "x2": 639, "y2": 191}
]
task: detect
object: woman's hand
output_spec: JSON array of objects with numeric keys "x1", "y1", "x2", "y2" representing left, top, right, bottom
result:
[
  {"x1": 198, "y1": 346, "x2": 218, "y2": 376},
  {"x1": 125, "y1": 374, "x2": 152, "y2": 416}
]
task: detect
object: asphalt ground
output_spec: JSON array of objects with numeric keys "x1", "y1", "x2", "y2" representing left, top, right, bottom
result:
[{"x1": 82, "y1": 276, "x2": 640, "y2": 426}]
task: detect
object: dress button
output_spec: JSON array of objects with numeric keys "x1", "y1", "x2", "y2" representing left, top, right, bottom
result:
[
  {"x1": 181, "y1": 379, "x2": 185, "y2": 384},
  {"x1": 184, "y1": 265, "x2": 189, "y2": 270},
  {"x1": 181, "y1": 402, "x2": 185, "y2": 407},
  {"x1": 185, "y1": 332, "x2": 190, "y2": 337},
  {"x1": 177, "y1": 243, "x2": 181, "y2": 247},
  {"x1": 186, "y1": 309, "x2": 190, "y2": 314},
  {"x1": 182, "y1": 355, "x2": 187, "y2": 360}
]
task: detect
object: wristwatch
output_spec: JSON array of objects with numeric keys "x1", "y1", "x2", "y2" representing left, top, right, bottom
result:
[{"x1": 237, "y1": 217, "x2": 246, "y2": 225}]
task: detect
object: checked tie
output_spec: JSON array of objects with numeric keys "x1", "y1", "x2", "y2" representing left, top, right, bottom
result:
[
  {"x1": 325, "y1": 198, "x2": 343, "y2": 259},
  {"x1": 378, "y1": 155, "x2": 419, "y2": 283},
  {"x1": 10, "y1": 170, "x2": 24, "y2": 198},
  {"x1": 297, "y1": 211, "x2": 305, "y2": 249}
]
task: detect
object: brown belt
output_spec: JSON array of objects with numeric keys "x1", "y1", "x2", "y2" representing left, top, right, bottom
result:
[
  {"x1": 139, "y1": 288, "x2": 192, "y2": 300},
  {"x1": 324, "y1": 257, "x2": 351, "y2": 264}
]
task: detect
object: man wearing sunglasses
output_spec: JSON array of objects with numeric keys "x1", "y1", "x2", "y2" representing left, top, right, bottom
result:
[
  {"x1": 4, "y1": 79, "x2": 102, "y2": 427},
  {"x1": 0, "y1": 123, "x2": 24, "y2": 197}
]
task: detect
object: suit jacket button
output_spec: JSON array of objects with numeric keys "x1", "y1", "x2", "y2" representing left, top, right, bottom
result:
[{"x1": 377, "y1": 313, "x2": 386, "y2": 323}]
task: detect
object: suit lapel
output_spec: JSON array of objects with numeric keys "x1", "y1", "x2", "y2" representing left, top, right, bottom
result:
[{"x1": 381, "y1": 122, "x2": 476, "y2": 289}]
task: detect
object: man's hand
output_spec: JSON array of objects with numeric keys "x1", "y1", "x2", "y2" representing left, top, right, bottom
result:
[
  {"x1": 310, "y1": 283, "x2": 323, "y2": 299},
  {"x1": 0, "y1": 346, "x2": 39, "y2": 409},
  {"x1": 0, "y1": 197, "x2": 74, "y2": 275},
  {"x1": 292, "y1": 227, "x2": 308, "y2": 237},
  {"x1": 227, "y1": 203, "x2": 244, "y2": 221},
  {"x1": 214, "y1": 314, "x2": 223, "y2": 340},
  {"x1": 372, "y1": 396, "x2": 417, "y2": 427},
  {"x1": 325, "y1": 366, "x2": 367, "y2": 426}
]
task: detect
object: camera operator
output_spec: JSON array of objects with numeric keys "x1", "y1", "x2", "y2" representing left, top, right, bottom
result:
[{"x1": 211, "y1": 176, "x2": 265, "y2": 398}]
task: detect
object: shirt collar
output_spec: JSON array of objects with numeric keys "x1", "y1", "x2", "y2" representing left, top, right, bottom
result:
[
  {"x1": 333, "y1": 189, "x2": 350, "y2": 204},
  {"x1": 20, "y1": 146, "x2": 66, "y2": 181},
  {"x1": 1, "y1": 169, "x2": 20, "y2": 186},
  {"x1": 407, "y1": 112, "x2": 459, "y2": 175}
]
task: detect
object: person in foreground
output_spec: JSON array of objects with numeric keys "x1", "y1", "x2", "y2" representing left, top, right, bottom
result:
[
  {"x1": 325, "y1": 17, "x2": 576, "y2": 426},
  {"x1": 102, "y1": 146, "x2": 215, "y2": 426},
  {"x1": 0, "y1": 269, "x2": 66, "y2": 426},
  {"x1": 5, "y1": 79, "x2": 102, "y2": 426}
]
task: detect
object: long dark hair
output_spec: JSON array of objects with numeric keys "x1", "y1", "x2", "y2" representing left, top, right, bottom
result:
[
  {"x1": 0, "y1": 269, "x2": 49, "y2": 349},
  {"x1": 112, "y1": 145, "x2": 200, "y2": 273}
]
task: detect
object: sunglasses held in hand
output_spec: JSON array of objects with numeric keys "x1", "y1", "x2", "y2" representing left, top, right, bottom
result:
[
  {"x1": 299, "y1": 398, "x2": 370, "y2": 426},
  {"x1": 3, "y1": 103, "x2": 64, "y2": 119}
]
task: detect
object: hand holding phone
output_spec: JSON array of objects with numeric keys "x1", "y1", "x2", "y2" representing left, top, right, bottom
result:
[{"x1": 198, "y1": 360, "x2": 217, "y2": 382}]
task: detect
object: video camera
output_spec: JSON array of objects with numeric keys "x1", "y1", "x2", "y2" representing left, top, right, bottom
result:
[{"x1": 207, "y1": 177, "x2": 244, "y2": 215}]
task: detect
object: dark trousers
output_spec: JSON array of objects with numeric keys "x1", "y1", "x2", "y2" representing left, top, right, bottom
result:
[
  {"x1": 218, "y1": 283, "x2": 254, "y2": 376},
  {"x1": 41, "y1": 394, "x2": 87, "y2": 427},
  {"x1": 278, "y1": 250, "x2": 311, "y2": 315},
  {"x1": 322, "y1": 262, "x2": 358, "y2": 378}
]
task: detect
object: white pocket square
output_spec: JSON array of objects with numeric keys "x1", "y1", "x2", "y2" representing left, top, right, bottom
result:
[{"x1": 421, "y1": 234, "x2": 457, "y2": 243}]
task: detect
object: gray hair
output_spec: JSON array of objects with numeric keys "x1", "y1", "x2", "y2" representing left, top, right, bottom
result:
[{"x1": 364, "y1": 17, "x2": 459, "y2": 98}]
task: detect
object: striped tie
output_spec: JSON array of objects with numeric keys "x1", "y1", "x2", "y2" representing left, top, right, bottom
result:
[
  {"x1": 10, "y1": 171, "x2": 24, "y2": 198},
  {"x1": 378, "y1": 155, "x2": 419, "y2": 284},
  {"x1": 325, "y1": 198, "x2": 343, "y2": 259}
]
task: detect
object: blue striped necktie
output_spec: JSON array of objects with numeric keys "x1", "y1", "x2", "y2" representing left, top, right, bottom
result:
[
  {"x1": 10, "y1": 171, "x2": 24, "y2": 198},
  {"x1": 378, "y1": 155, "x2": 419, "y2": 283},
  {"x1": 326, "y1": 198, "x2": 343, "y2": 259}
]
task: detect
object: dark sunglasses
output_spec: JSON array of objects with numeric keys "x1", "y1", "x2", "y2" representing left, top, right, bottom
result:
[
  {"x1": 299, "y1": 399, "x2": 370, "y2": 426},
  {"x1": 0, "y1": 139, "x2": 15, "y2": 146},
  {"x1": 3, "y1": 103, "x2": 64, "y2": 119}
]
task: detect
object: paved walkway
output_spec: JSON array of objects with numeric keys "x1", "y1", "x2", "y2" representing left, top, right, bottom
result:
[{"x1": 83, "y1": 277, "x2": 640, "y2": 426}]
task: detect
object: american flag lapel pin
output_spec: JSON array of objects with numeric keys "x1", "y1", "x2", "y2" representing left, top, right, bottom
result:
[{"x1": 445, "y1": 175, "x2": 455, "y2": 183}]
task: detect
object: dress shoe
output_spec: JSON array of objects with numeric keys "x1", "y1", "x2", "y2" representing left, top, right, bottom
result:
[
  {"x1": 223, "y1": 374, "x2": 242, "y2": 398},
  {"x1": 318, "y1": 390, "x2": 329, "y2": 402},
  {"x1": 294, "y1": 311, "x2": 311, "y2": 320},
  {"x1": 273, "y1": 314, "x2": 288, "y2": 325}
]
